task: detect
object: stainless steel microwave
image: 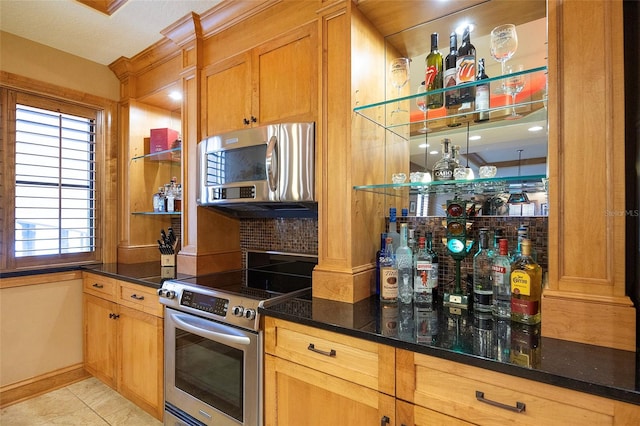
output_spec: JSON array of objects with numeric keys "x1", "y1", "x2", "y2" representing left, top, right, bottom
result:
[{"x1": 197, "y1": 122, "x2": 315, "y2": 208}]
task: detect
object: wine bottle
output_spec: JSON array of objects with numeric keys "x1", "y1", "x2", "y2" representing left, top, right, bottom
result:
[
  {"x1": 425, "y1": 32, "x2": 443, "y2": 109},
  {"x1": 444, "y1": 32, "x2": 460, "y2": 110},
  {"x1": 510, "y1": 239, "x2": 542, "y2": 324},
  {"x1": 456, "y1": 26, "x2": 476, "y2": 112},
  {"x1": 474, "y1": 58, "x2": 490, "y2": 122}
]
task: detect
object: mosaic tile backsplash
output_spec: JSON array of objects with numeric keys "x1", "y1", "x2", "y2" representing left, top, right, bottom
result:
[{"x1": 240, "y1": 218, "x2": 318, "y2": 256}]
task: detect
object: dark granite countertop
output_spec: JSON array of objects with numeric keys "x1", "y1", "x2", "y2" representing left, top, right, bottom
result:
[
  {"x1": 260, "y1": 292, "x2": 640, "y2": 406},
  {"x1": 82, "y1": 262, "x2": 193, "y2": 288}
]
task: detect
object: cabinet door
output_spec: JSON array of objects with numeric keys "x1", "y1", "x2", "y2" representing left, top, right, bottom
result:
[
  {"x1": 84, "y1": 293, "x2": 117, "y2": 388},
  {"x1": 204, "y1": 52, "x2": 252, "y2": 135},
  {"x1": 116, "y1": 304, "x2": 164, "y2": 420},
  {"x1": 265, "y1": 354, "x2": 395, "y2": 426},
  {"x1": 252, "y1": 22, "x2": 317, "y2": 125},
  {"x1": 396, "y1": 399, "x2": 476, "y2": 426}
]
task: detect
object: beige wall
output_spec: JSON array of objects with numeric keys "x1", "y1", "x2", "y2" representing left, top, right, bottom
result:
[
  {"x1": 0, "y1": 277, "x2": 83, "y2": 387},
  {"x1": 0, "y1": 31, "x2": 119, "y2": 101}
]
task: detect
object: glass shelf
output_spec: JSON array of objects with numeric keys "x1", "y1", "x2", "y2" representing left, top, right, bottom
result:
[
  {"x1": 354, "y1": 66, "x2": 547, "y2": 139},
  {"x1": 132, "y1": 211, "x2": 182, "y2": 215},
  {"x1": 131, "y1": 146, "x2": 181, "y2": 162},
  {"x1": 354, "y1": 175, "x2": 547, "y2": 197}
]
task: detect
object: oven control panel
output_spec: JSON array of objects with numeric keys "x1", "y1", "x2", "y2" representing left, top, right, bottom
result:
[{"x1": 180, "y1": 290, "x2": 229, "y2": 317}]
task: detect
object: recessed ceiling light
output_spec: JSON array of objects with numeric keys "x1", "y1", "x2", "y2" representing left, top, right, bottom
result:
[
  {"x1": 528, "y1": 125, "x2": 544, "y2": 132},
  {"x1": 469, "y1": 135, "x2": 481, "y2": 141},
  {"x1": 169, "y1": 91, "x2": 182, "y2": 101},
  {"x1": 430, "y1": 150, "x2": 439, "y2": 155},
  {"x1": 419, "y1": 143, "x2": 429, "y2": 148}
]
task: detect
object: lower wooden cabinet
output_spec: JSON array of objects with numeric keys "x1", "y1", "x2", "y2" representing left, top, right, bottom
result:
[{"x1": 83, "y1": 273, "x2": 163, "y2": 420}]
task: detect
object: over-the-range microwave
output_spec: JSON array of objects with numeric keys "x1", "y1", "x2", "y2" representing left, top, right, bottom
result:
[{"x1": 197, "y1": 122, "x2": 316, "y2": 217}]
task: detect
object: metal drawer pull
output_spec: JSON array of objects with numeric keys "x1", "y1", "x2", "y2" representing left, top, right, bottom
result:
[
  {"x1": 307, "y1": 343, "x2": 336, "y2": 357},
  {"x1": 380, "y1": 416, "x2": 390, "y2": 425},
  {"x1": 92, "y1": 283, "x2": 104, "y2": 288},
  {"x1": 130, "y1": 294, "x2": 145, "y2": 300},
  {"x1": 476, "y1": 391, "x2": 526, "y2": 413}
]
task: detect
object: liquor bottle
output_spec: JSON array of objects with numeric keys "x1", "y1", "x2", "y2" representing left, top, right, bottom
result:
[
  {"x1": 387, "y1": 207, "x2": 400, "y2": 249},
  {"x1": 474, "y1": 58, "x2": 490, "y2": 122},
  {"x1": 456, "y1": 26, "x2": 476, "y2": 111},
  {"x1": 488, "y1": 228, "x2": 504, "y2": 259},
  {"x1": 444, "y1": 32, "x2": 460, "y2": 110},
  {"x1": 511, "y1": 225, "x2": 537, "y2": 262},
  {"x1": 379, "y1": 236, "x2": 398, "y2": 303},
  {"x1": 375, "y1": 233, "x2": 387, "y2": 296},
  {"x1": 408, "y1": 228, "x2": 417, "y2": 255},
  {"x1": 153, "y1": 187, "x2": 165, "y2": 212},
  {"x1": 492, "y1": 238, "x2": 511, "y2": 319},
  {"x1": 473, "y1": 228, "x2": 493, "y2": 312},
  {"x1": 396, "y1": 223, "x2": 414, "y2": 304},
  {"x1": 413, "y1": 237, "x2": 431, "y2": 306},
  {"x1": 510, "y1": 239, "x2": 542, "y2": 324},
  {"x1": 425, "y1": 32, "x2": 444, "y2": 109},
  {"x1": 425, "y1": 231, "x2": 439, "y2": 301},
  {"x1": 432, "y1": 138, "x2": 455, "y2": 181},
  {"x1": 451, "y1": 145, "x2": 461, "y2": 168}
]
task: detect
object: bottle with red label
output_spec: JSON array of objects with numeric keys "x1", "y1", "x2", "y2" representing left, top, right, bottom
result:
[
  {"x1": 456, "y1": 26, "x2": 476, "y2": 111},
  {"x1": 510, "y1": 239, "x2": 542, "y2": 324},
  {"x1": 425, "y1": 32, "x2": 443, "y2": 109}
]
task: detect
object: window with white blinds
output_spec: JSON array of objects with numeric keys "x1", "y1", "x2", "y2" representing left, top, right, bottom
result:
[{"x1": 14, "y1": 104, "x2": 96, "y2": 257}]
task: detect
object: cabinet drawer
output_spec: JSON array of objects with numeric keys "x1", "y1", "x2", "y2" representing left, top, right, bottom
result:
[
  {"x1": 117, "y1": 282, "x2": 163, "y2": 317},
  {"x1": 264, "y1": 317, "x2": 394, "y2": 394},
  {"x1": 397, "y1": 350, "x2": 614, "y2": 426},
  {"x1": 83, "y1": 273, "x2": 117, "y2": 300}
]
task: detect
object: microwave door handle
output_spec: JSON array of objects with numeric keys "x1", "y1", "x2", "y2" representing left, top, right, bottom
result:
[
  {"x1": 170, "y1": 311, "x2": 252, "y2": 346},
  {"x1": 266, "y1": 135, "x2": 278, "y2": 192}
]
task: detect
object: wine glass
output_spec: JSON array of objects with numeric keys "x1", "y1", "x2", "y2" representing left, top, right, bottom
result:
[
  {"x1": 389, "y1": 58, "x2": 410, "y2": 113},
  {"x1": 490, "y1": 24, "x2": 518, "y2": 76},
  {"x1": 503, "y1": 64, "x2": 525, "y2": 120},
  {"x1": 415, "y1": 83, "x2": 431, "y2": 133}
]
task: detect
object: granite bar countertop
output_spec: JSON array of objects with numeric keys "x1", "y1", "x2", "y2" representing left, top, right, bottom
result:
[
  {"x1": 260, "y1": 292, "x2": 640, "y2": 406},
  {"x1": 82, "y1": 262, "x2": 193, "y2": 288}
]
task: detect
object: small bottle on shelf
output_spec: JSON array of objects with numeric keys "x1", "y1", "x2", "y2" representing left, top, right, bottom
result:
[
  {"x1": 380, "y1": 236, "x2": 398, "y2": 304},
  {"x1": 474, "y1": 58, "x2": 490, "y2": 122},
  {"x1": 153, "y1": 187, "x2": 165, "y2": 212},
  {"x1": 492, "y1": 238, "x2": 512, "y2": 319},
  {"x1": 444, "y1": 32, "x2": 460, "y2": 111},
  {"x1": 432, "y1": 138, "x2": 455, "y2": 181},
  {"x1": 473, "y1": 228, "x2": 493, "y2": 312},
  {"x1": 510, "y1": 239, "x2": 542, "y2": 324},
  {"x1": 425, "y1": 32, "x2": 443, "y2": 109},
  {"x1": 396, "y1": 223, "x2": 413, "y2": 304}
]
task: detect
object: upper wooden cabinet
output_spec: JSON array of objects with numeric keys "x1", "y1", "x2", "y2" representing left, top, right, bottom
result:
[{"x1": 203, "y1": 23, "x2": 318, "y2": 136}]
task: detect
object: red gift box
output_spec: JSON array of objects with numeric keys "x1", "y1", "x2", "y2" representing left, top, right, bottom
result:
[{"x1": 150, "y1": 128, "x2": 180, "y2": 160}]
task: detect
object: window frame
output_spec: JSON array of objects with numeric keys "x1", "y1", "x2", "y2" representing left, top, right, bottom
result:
[{"x1": 1, "y1": 78, "x2": 115, "y2": 272}]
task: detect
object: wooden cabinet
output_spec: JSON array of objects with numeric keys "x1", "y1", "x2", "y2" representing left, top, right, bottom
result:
[
  {"x1": 203, "y1": 22, "x2": 317, "y2": 135},
  {"x1": 264, "y1": 317, "x2": 395, "y2": 425},
  {"x1": 82, "y1": 272, "x2": 164, "y2": 420},
  {"x1": 396, "y1": 349, "x2": 640, "y2": 425}
]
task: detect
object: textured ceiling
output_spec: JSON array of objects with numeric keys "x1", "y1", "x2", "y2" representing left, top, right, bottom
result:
[{"x1": 0, "y1": 0, "x2": 220, "y2": 65}]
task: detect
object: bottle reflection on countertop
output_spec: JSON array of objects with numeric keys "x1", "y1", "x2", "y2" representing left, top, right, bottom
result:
[
  {"x1": 379, "y1": 302, "x2": 398, "y2": 337},
  {"x1": 510, "y1": 321, "x2": 541, "y2": 368},
  {"x1": 415, "y1": 304, "x2": 438, "y2": 345},
  {"x1": 473, "y1": 311, "x2": 496, "y2": 359},
  {"x1": 398, "y1": 302, "x2": 414, "y2": 341},
  {"x1": 495, "y1": 318, "x2": 511, "y2": 363}
]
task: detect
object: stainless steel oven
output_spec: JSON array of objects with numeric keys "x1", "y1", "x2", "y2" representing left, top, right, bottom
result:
[{"x1": 159, "y1": 251, "x2": 316, "y2": 426}]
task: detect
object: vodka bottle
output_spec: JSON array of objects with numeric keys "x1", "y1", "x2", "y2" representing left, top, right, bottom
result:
[
  {"x1": 432, "y1": 138, "x2": 455, "y2": 181},
  {"x1": 396, "y1": 223, "x2": 414, "y2": 304},
  {"x1": 379, "y1": 237, "x2": 398, "y2": 303},
  {"x1": 413, "y1": 237, "x2": 432, "y2": 306},
  {"x1": 510, "y1": 239, "x2": 542, "y2": 324},
  {"x1": 387, "y1": 207, "x2": 400, "y2": 249},
  {"x1": 492, "y1": 238, "x2": 512, "y2": 319},
  {"x1": 473, "y1": 228, "x2": 493, "y2": 312}
]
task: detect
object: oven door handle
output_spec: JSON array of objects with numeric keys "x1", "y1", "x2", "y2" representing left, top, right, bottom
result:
[{"x1": 170, "y1": 311, "x2": 252, "y2": 346}]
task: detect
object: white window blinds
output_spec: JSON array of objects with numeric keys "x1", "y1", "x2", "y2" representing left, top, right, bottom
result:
[{"x1": 14, "y1": 104, "x2": 96, "y2": 257}]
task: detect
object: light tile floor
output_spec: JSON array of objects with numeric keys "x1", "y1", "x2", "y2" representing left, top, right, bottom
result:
[{"x1": 0, "y1": 377, "x2": 162, "y2": 425}]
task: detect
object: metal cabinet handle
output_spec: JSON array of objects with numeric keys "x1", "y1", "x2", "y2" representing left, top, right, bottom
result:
[
  {"x1": 381, "y1": 416, "x2": 390, "y2": 425},
  {"x1": 243, "y1": 118, "x2": 250, "y2": 125},
  {"x1": 130, "y1": 294, "x2": 145, "y2": 300},
  {"x1": 307, "y1": 343, "x2": 336, "y2": 357},
  {"x1": 109, "y1": 313, "x2": 120, "y2": 319},
  {"x1": 475, "y1": 391, "x2": 526, "y2": 413},
  {"x1": 92, "y1": 283, "x2": 104, "y2": 288}
]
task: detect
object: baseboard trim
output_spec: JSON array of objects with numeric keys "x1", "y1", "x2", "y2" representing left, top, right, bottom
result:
[{"x1": 0, "y1": 364, "x2": 90, "y2": 408}]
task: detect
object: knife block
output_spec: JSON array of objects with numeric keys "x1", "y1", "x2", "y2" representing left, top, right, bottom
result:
[{"x1": 161, "y1": 254, "x2": 176, "y2": 267}]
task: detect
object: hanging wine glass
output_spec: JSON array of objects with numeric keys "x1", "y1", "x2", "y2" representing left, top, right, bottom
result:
[
  {"x1": 503, "y1": 64, "x2": 525, "y2": 120},
  {"x1": 490, "y1": 24, "x2": 518, "y2": 76},
  {"x1": 389, "y1": 57, "x2": 410, "y2": 113},
  {"x1": 415, "y1": 82, "x2": 431, "y2": 133}
]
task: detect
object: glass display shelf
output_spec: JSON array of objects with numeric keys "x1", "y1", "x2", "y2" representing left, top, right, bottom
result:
[
  {"x1": 131, "y1": 146, "x2": 181, "y2": 162},
  {"x1": 354, "y1": 174, "x2": 547, "y2": 197},
  {"x1": 132, "y1": 211, "x2": 181, "y2": 215},
  {"x1": 354, "y1": 66, "x2": 547, "y2": 139}
]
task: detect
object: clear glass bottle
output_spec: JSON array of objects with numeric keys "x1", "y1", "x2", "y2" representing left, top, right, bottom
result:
[
  {"x1": 425, "y1": 232, "x2": 439, "y2": 300},
  {"x1": 492, "y1": 238, "x2": 511, "y2": 319},
  {"x1": 432, "y1": 138, "x2": 455, "y2": 181},
  {"x1": 396, "y1": 223, "x2": 413, "y2": 304},
  {"x1": 425, "y1": 32, "x2": 443, "y2": 109},
  {"x1": 153, "y1": 187, "x2": 165, "y2": 212},
  {"x1": 413, "y1": 237, "x2": 431, "y2": 306},
  {"x1": 379, "y1": 236, "x2": 398, "y2": 304},
  {"x1": 473, "y1": 228, "x2": 493, "y2": 312},
  {"x1": 387, "y1": 207, "x2": 400, "y2": 249},
  {"x1": 510, "y1": 239, "x2": 542, "y2": 324},
  {"x1": 511, "y1": 225, "x2": 537, "y2": 262}
]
